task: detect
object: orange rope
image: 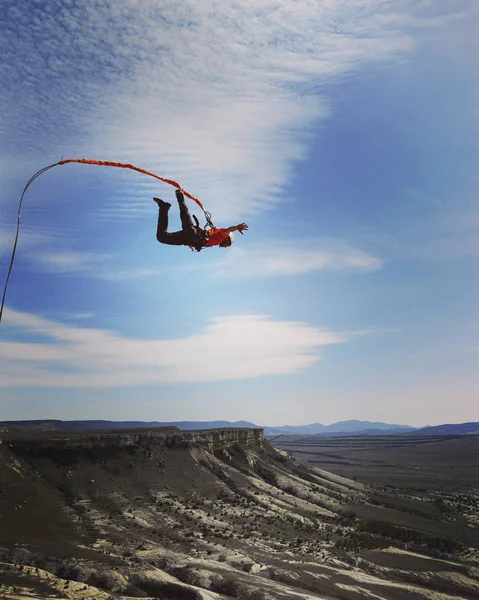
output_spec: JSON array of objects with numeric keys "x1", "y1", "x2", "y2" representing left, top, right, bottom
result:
[{"x1": 58, "y1": 158, "x2": 205, "y2": 210}]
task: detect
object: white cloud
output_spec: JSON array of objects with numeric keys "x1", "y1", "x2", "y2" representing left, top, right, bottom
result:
[
  {"x1": 61, "y1": 312, "x2": 96, "y2": 322},
  {"x1": 32, "y1": 250, "x2": 109, "y2": 274},
  {"x1": 0, "y1": 307, "x2": 361, "y2": 387},
  {"x1": 33, "y1": 250, "x2": 170, "y2": 280},
  {"x1": 2, "y1": 220, "x2": 382, "y2": 279},
  {"x1": 215, "y1": 244, "x2": 383, "y2": 277},
  {"x1": 0, "y1": 229, "x2": 14, "y2": 256},
  {"x1": 30, "y1": 250, "x2": 165, "y2": 280},
  {"x1": 0, "y1": 225, "x2": 52, "y2": 257},
  {"x1": 0, "y1": 234, "x2": 164, "y2": 279},
  {"x1": 1, "y1": 0, "x2": 465, "y2": 219}
]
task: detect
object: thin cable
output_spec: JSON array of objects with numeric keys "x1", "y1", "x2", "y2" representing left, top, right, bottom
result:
[{"x1": 0, "y1": 162, "x2": 61, "y2": 323}]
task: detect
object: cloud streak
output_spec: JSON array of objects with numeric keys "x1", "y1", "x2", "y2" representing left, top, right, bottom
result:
[
  {"x1": 32, "y1": 249, "x2": 170, "y2": 280},
  {"x1": 0, "y1": 0, "x2": 464, "y2": 220},
  {"x1": 5, "y1": 241, "x2": 382, "y2": 280},
  {"x1": 0, "y1": 307, "x2": 360, "y2": 387},
  {"x1": 32, "y1": 250, "x2": 109, "y2": 274},
  {"x1": 0, "y1": 230, "x2": 165, "y2": 280},
  {"x1": 215, "y1": 244, "x2": 383, "y2": 278},
  {"x1": 2, "y1": 218, "x2": 382, "y2": 279},
  {"x1": 0, "y1": 225, "x2": 52, "y2": 257}
]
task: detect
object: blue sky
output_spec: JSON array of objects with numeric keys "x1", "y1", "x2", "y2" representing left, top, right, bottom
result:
[{"x1": 0, "y1": 0, "x2": 477, "y2": 426}]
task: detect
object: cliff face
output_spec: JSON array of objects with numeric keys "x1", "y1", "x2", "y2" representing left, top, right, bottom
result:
[{"x1": 1, "y1": 427, "x2": 264, "y2": 457}]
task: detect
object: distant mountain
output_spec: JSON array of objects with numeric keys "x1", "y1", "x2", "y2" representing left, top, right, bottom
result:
[
  {"x1": 0, "y1": 419, "x2": 417, "y2": 436},
  {"x1": 262, "y1": 420, "x2": 415, "y2": 436},
  {"x1": 415, "y1": 422, "x2": 479, "y2": 436},
  {"x1": 325, "y1": 420, "x2": 415, "y2": 433},
  {"x1": 305, "y1": 427, "x2": 417, "y2": 438},
  {"x1": 3, "y1": 419, "x2": 478, "y2": 439},
  {"x1": 261, "y1": 423, "x2": 327, "y2": 436}
]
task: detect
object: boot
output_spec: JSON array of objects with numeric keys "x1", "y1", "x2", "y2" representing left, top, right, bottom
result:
[{"x1": 153, "y1": 197, "x2": 171, "y2": 209}]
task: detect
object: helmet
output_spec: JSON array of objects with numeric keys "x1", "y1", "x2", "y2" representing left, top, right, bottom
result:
[{"x1": 219, "y1": 231, "x2": 235, "y2": 247}]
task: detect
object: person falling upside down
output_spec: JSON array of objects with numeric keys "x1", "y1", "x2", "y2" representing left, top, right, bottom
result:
[{"x1": 154, "y1": 189, "x2": 248, "y2": 252}]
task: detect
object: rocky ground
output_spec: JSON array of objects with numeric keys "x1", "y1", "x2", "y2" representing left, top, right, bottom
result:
[{"x1": 1, "y1": 427, "x2": 478, "y2": 599}]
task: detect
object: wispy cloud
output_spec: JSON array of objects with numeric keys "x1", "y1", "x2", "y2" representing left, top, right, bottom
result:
[
  {"x1": 60, "y1": 312, "x2": 96, "y2": 322},
  {"x1": 215, "y1": 243, "x2": 383, "y2": 278},
  {"x1": 2, "y1": 221, "x2": 382, "y2": 279},
  {"x1": 32, "y1": 250, "x2": 109, "y2": 274},
  {"x1": 0, "y1": 307, "x2": 362, "y2": 387},
  {"x1": 0, "y1": 226, "x2": 52, "y2": 257},
  {"x1": 31, "y1": 249, "x2": 168, "y2": 280},
  {"x1": 0, "y1": 229, "x2": 164, "y2": 279},
  {"x1": 0, "y1": 0, "x2": 465, "y2": 219}
]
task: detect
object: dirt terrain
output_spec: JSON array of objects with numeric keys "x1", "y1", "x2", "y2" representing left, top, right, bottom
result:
[
  {"x1": 270, "y1": 433, "x2": 479, "y2": 490},
  {"x1": 1, "y1": 427, "x2": 478, "y2": 599}
]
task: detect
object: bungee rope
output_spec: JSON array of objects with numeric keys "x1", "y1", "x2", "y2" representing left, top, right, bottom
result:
[
  {"x1": 58, "y1": 159, "x2": 215, "y2": 228},
  {"x1": 0, "y1": 158, "x2": 215, "y2": 323}
]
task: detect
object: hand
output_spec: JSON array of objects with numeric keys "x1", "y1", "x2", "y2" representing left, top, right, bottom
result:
[{"x1": 237, "y1": 223, "x2": 248, "y2": 234}]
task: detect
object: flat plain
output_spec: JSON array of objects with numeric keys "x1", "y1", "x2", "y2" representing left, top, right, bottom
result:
[{"x1": 270, "y1": 433, "x2": 479, "y2": 490}]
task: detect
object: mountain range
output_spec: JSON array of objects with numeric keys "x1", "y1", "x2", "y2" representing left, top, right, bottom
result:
[
  {"x1": 261, "y1": 420, "x2": 415, "y2": 436},
  {"x1": 1, "y1": 418, "x2": 478, "y2": 436},
  {"x1": 413, "y1": 422, "x2": 479, "y2": 436}
]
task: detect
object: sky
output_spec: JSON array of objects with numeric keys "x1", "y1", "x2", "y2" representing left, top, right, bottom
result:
[{"x1": 0, "y1": 0, "x2": 478, "y2": 427}]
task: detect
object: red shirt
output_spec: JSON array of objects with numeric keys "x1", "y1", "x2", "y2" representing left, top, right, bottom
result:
[{"x1": 203, "y1": 228, "x2": 229, "y2": 247}]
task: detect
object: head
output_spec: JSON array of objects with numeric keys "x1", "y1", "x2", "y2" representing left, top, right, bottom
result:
[{"x1": 219, "y1": 232, "x2": 234, "y2": 248}]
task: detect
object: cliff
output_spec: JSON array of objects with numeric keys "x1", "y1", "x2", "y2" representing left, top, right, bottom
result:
[{"x1": 0, "y1": 426, "x2": 264, "y2": 457}]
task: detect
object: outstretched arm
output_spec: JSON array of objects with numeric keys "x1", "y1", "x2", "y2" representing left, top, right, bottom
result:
[{"x1": 224, "y1": 223, "x2": 248, "y2": 235}]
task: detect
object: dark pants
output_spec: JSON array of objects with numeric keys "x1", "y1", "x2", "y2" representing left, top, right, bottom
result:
[{"x1": 156, "y1": 190, "x2": 204, "y2": 249}]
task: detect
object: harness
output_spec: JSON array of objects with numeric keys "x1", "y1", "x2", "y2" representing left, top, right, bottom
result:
[{"x1": 190, "y1": 214, "x2": 209, "y2": 252}]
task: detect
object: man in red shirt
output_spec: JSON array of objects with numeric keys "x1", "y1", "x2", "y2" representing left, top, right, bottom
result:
[{"x1": 154, "y1": 189, "x2": 248, "y2": 252}]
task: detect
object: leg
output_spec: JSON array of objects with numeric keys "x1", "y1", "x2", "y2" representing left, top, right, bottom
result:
[
  {"x1": 175, "y1": 190, "x2": 197, "y2": 237},
  {"x1": 155, "y1": 200, "x2": 189, "y2": 245}
]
